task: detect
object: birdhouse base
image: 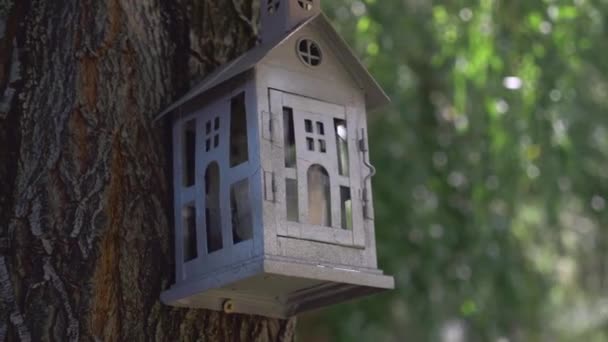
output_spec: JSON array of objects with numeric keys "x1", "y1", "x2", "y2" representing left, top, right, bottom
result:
[{"x1": 161, "y1": 256, "x2": 394, "y2": 318}]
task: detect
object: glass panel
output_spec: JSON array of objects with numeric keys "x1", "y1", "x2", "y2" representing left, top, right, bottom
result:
[
  {"x1": 307, "y1": 165, "x2": 331, "y2": 226},
  {"x1": 205, "y1": 162, "x2": 222, "y2": 253},
  {"x1": 230, "y1": 92, "x2": 249, "y2": 167},
  {"x1": 286, "y1": 178, "x2": 299, "y2": 222},
  {"x1": 340, "y1": 186, "x2": 353, "y2": 230},
  {"x1": 182, "y1": 205, "x2": 197, "y2": 261},
  {"x1": 183, "y1": 119, "x2": 196, "y2": 187},
  {"x1": 283, "y1": 107, "x2": 296, "y2": 168},
  {"x1": 231, "y1": 179, "x2": 253, "y2": 244},
  {"x1": 334, "y1": 119, "x2": 350, "y2": 176}
]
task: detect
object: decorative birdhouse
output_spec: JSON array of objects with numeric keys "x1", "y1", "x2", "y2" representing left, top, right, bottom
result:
[{"x1": 157, "y1": 0, "x2": 394, "y2": 318}]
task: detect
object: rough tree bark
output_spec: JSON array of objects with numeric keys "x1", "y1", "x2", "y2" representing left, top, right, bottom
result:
[{"x1": 0, "y1": 0, "x2": 296, "y2": 340}]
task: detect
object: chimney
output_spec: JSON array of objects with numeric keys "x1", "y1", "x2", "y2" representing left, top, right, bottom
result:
[{"x1": 260, "y1": 0, "x2": 321, "y2": 43}]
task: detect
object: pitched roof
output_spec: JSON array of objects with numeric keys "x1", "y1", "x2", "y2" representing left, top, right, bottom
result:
[{"x1": 156, "y1": 13, "x2": 389, "y2": 121}]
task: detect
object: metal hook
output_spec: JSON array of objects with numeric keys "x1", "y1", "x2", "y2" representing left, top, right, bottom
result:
[{"x1": 359, "y1": 129, "x2": 376, "y2": 220}]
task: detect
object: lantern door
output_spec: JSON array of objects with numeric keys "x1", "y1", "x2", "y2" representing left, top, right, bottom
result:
[{"x1": 268, "y1": 89, "x2": 367, "y2": 248}]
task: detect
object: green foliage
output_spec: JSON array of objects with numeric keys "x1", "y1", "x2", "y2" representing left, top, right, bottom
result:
[{"x1": 299, "y1": 0, "x2": 608, "y2": 341}]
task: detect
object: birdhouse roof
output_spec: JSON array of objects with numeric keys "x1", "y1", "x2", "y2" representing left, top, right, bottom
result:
[{"x1": 156, "y1": 13, "x2": 390, "y2": 121}]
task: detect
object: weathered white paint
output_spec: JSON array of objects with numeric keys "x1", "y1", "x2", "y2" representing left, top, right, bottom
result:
[{"x1": 161, "y1": 0, "x2": 393, "y2": 317}]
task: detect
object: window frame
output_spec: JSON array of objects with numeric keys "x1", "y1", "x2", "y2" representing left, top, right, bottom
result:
[
  {"x1": 268, "y1": 90, "x2": 366, "y2": 249},
  {"x1": 177, "y1": 82, "x2": 260, "y2": 281},
  {"x1": 296, "y1": 38, "x2": 323, "y2": 67}
]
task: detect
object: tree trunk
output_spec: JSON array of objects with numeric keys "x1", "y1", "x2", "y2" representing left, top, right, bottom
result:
[{"x1": 0, "y1": 0, "x2": 296, "y2": 340}]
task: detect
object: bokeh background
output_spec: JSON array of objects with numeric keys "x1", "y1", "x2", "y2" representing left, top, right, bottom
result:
[{"x1": 298, "y1": 0, "x2": 608, "y2": 341}]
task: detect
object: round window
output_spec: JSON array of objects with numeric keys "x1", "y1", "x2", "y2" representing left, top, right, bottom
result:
[
  {"x1": 297, "y1": 0, "x2": 313, "y2": 11},
  {"x1": 297, "y1": 39, "x2": 322, "y2": 67},
  {"x1": 267, "y1": 0, "x2": 280, "y2": 14}
]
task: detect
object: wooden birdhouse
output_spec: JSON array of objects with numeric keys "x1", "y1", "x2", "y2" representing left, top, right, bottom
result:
[{"x1": 157, "y1": 0, "x2": 394, "y2": 318}]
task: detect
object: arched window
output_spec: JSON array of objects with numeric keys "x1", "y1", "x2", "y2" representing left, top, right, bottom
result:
[
  {"x1": 205, "y1": 162, "x2": 222, "y2": 253},
  {"x1": 307, "y1": 164, "x2": 331, "y2": 226},
  {"x1": 267, "y1": 0, "x2": 280, "y2": 14},
  {"x1": 297, "y1": 0, "x2": 313, "y2": 11},
  {"x1": 297, "y1": 39, "x2": 322, "y2": 67}
]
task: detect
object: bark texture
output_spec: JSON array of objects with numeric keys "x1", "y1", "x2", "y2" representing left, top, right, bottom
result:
[{"x1": 0, "y1": 0, "x2": 296, "y2": 340}]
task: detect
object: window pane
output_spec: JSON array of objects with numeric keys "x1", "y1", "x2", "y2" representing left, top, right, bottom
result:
[
  {"x1": 205, "y1": 162, "x2": 223, "y2": 253},
  {"x1": 183, "y1": 119, "x2": 196, "y2": 187},
  {"x1": 319, "y1": 139, "x2": 326, "y2": 153},
  {"x1": 286, "y1": 178, "x2": 299, "y2": 222},
  {"x1": 307, "y1": 165, "x2": 331, "y2": 226},
  {"x1": 334, "y1": 119, "x2": 350, "y2": 176},
  {"x1": 283, "y1": 107, "x2": 296, "y2": 168},
  {"x1": 316, "y1": 121, "x2": 325, "y2": 135},
  {"x1": 230, "y1": 92, "x2": 249, "y2": 167},
  {"x1": 306, "y1": 138, "x2": 314, "y2": 151},
  {"x1": 183, "y1": 205, "x2": 198, "y2": 261},
  {"x1": 305, "y1": 119, "x2": 313, "y2": 133},
  {"x1": 231, "y1": 179, "x2": 253, "y2": 244},
  {"x1": 340, "y1": 187, "x2": 353, "y2": 230}
]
